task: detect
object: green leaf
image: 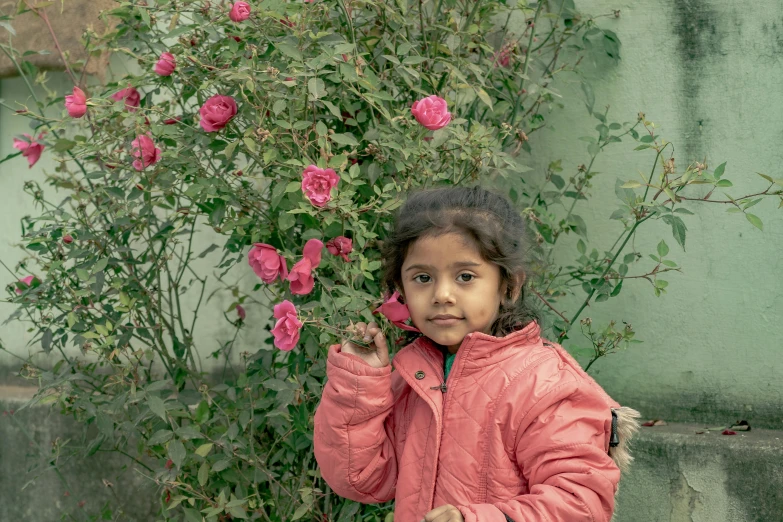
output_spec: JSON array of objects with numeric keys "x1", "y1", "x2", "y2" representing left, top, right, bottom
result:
[
  {"x1": 54, "y1": 138, "x2": 77, "y2": 152},
  {"x1": 195, "y1": 443, "x2": 213, "y2": 457},
  {"x1": 581, "y1": 81, "x2": 595, "y2": 114},
  {"x1": 276, "y1": 42, "x2": 302, "y2": 61},
  {"x1": 402, "y1": 55, "x2": 427, "y2": 65},
  {"x1": 621, "y1": 181, "x2": 641, "y2": 189},
  {"x1": 198, "y1": 462, "x2": 209, "y2": 487},
  {"x1": 148, "y1": 429, "x2": 174, "y2": 445},
  {"x1": 278, "y1": 212, "x2": 296, "y2": 231},
  {"x1": 308, "y1": 78, "x2": 326, "y2": 99},
  {"x1": 713, "y1": 161, "x2": 726, "y2": 180},
  {"x1": 243, "y1": 137, "x2": 257, "y2": 153},
  {"x1": 475, "y1": 88, "x2": 493, "y2": 110},
  {"x1": 745, "y1": 213, "x2": 763, "y2": 231},
  {"x1": 97, "y1": 413, "x2": 114, "y2": 438},
  {"x1": 176, "y1": 425, "x2": 203, "y2": 439},
  {"x1": 715, "y1": 179, "x2": 733, "y2": 188},
  {"x1": 330, "y1": 133, "x2": 359, "y2": 146},
  {"x1": 183, "y1": 507, "x2": 203, "y2": 522},
  {"x1": 657, "y1": 240, "x2": 669, "y2": 257},
  {"x1": 285, "y1": 181, "x2": 301, "y2": 193},
  {"x1": 148, "y1": 395, "x2": 167, "y2": 421},
  {"x1": 212, "y1": 459, "x2": 231, "y2": 472},
  {"x1": 194, "y1": 400, "x2": 210, "y2": 424},
  {"x1": 291, "y1": 504, "x2": 311, "y2": 520},
  {"x1": 41, "y1": 328, "x2": 53, "y2": 353},
  {"x1": 0, "y1": 21, "x2": 16, "y2": 36},
  {"x1": 168, "y1": 440, "x2": 186, "y2": 468},
  {"x1": 228, "y1": 506, "x2": 248, "y2": 519},
  {"x1": 272, "y1": 99, "x2": 287, "y2": 116},
  {"x1": 262, "y1": 379, "x2": 292, "y2": 391},
  {"x1": 93, "y1": 258, "x2": 109, "y2": 273},
  {"x1": 576, "y1": 239, "x2": 586, "y2": 254},
  {"x1": 662, "y1": 214, "x2": 687, "y2": 250},
  {"x1": 321, "y1": 100, "x2": 342, "y2": 119},
  {"x1": 104, "y1": 187, "x2": 125, "y2": 200},
  {"x1": 222, "y1": 140, "x2": 238, "y2": 159}
]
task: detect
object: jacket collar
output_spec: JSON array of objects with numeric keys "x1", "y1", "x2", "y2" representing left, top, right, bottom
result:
[{"x1": 392, "y1": 321, "x2": 542, "y2": 377}]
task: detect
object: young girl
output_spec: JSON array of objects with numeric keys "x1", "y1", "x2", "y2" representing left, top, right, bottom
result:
[{"x1": 313, "y1": 186, "x2": 640, "y2": 522}]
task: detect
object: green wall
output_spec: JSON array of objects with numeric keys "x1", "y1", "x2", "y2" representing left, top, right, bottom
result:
[{"x1": 526, "y1": 0, "x2": 783, "y2": 428}]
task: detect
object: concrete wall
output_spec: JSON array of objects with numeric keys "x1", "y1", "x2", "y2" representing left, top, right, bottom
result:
[{"x1": 521, "y1": 0, "x2": 783, "y2": 429}]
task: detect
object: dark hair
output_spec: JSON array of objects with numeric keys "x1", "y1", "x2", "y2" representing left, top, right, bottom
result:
[{"x1": 380, "y1": 186, "x2": 540, "y2": 337}]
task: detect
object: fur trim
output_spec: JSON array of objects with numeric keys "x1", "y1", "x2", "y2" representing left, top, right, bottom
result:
[{"x1": 608, "y1": 406, "x2": 641, "y2": 474}]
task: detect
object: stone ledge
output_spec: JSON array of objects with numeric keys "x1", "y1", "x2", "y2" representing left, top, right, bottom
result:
[
  {"x1": 3, "y1": 389, "x2": 781, "y2": 522},
  {"x1": 616, "y1": 423, "x2": 783, "y2": 522}
]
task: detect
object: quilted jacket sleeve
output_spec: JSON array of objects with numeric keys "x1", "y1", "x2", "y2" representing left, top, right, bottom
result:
[
  {"x1": 313, "y1": 344, "x2": 398, "y2": 504},
  {"x1": 457, "y1": 375, "x2": 620, "y2": 522}
]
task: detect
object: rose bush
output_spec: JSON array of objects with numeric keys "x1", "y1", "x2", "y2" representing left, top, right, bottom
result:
[{"x1": 2, "y1": 0, "x2": 781, "y2": 521}]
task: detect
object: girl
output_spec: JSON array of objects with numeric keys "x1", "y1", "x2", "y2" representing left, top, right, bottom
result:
[{"x1": 313, "y1": 186, "x2": 640, "y2": 522}]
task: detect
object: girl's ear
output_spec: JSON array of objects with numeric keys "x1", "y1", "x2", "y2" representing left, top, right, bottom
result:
[{"x1": 507, "y1": 272, "x2": 526, "y2": 302}]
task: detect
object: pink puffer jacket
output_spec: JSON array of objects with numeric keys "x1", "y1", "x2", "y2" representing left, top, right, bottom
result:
[{"x1": 314, "y1": 321, "x2": 639, "y2": 522}]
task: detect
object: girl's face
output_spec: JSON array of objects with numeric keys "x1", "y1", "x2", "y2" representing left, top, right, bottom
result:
[{"x1": 401, "y1": 232, "x2": 505, "y2": 354}]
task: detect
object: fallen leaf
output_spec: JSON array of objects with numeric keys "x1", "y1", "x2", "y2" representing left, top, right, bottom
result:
[{"x1": 721, "y1": 429, "x2": 737, "y2": 436}]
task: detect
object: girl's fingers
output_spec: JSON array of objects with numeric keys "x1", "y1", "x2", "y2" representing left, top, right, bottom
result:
[
  {"x1": 373, "y1": 330, "x2": 389, "y2": 366},
  {"x1": 353, "y1": 322, "x2": 367, "y2": 338},
  {"x1": 364, "y1": 321, "x2": 380, "y2": 341}
]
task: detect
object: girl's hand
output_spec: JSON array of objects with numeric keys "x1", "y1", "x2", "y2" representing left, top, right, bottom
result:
[
  {"x1": 421, "y1": 504, "x2": 465, "y2": 522},
  {"x1": 341, "y1": 321, "x2": 390, "y2": 368}
]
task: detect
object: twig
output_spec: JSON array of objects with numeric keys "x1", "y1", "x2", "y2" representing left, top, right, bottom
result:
[{"x1": 529, "y1": 286, "x2": 569, "y2": 324}]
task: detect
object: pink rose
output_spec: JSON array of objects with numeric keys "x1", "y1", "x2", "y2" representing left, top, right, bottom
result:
[
  {"x1": 229, "y1": 1, "x2": 251, "y2": 22},
  {"x1": 13, "y1": 133, "x2": 45, "y2": 168},
  {"x1": 154, "y1": 52, "x2": 176, "y2": 76},
  {"x1": 287, "y1": 239, "x2": 323, "y2": 295},
  {"x1": 65, "y1": 86, "x2": 87, "y2": 118},
  {"x1": 15, "y1": 275, "x2": 38, "y2": 295},
  {"x1": 236, "y1": 305, "x2": 246, "y2": 320},
  {"x1": 111, "y1": 85, "x2": 141, "y2": 112},
  {"x1": 130, "y1": 134, "x2": 162, "y2": 171},
  {"x1": 301, "y1": 165, "x2": 339, "y2": 208},
  {"x1": 199, "y1": 95, "x2": 237, "y2": 132},
  {"x1": 63, "y1": 235, "x2": 74, "y2": 244},
  {"x1": 373, "y1": 291, "x2": 420, "y2": 332},
  {"x1": 326, "y1": 236, "x2": 352, "y2": 262},
  {"x1": 271, "y1": 300, "x2": 302, "y2": 351},
  {"x1": 410, "y1": 95, "x2": 452, "y2": 130},
  {"x1": 495, "y1": 50, "x2": 511, "y2": 68},
  {"x1": 248, "y1": 243, "x2": 288, "y2": 283}
]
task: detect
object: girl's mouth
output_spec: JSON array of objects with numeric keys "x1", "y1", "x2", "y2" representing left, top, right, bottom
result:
[{"x1": 430, "y1": 316, "x2": 464, "y2": 326}]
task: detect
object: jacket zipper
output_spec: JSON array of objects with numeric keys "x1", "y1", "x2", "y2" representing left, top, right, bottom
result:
[{"x1": 428, "y1": 338, "x2": 469, "y2": 510}]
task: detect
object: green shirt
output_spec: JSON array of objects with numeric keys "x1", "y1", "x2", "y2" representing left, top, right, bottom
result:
[{"x1": 444, "y1": 350, "x2": 457, "y2": 381}]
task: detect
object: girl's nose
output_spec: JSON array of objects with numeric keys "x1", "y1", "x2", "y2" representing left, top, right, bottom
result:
[{"x1": 432, "y1": 282, "x2": 456, "y2": 304}]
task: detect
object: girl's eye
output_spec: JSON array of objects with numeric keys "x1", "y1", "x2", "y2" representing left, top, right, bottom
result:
[
  {"x1": 413, "y1": 274, "x2": 431, "y2": 283},
  {"x1": 458, "y1": 273, "x2": 475, "y2": 282}
]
